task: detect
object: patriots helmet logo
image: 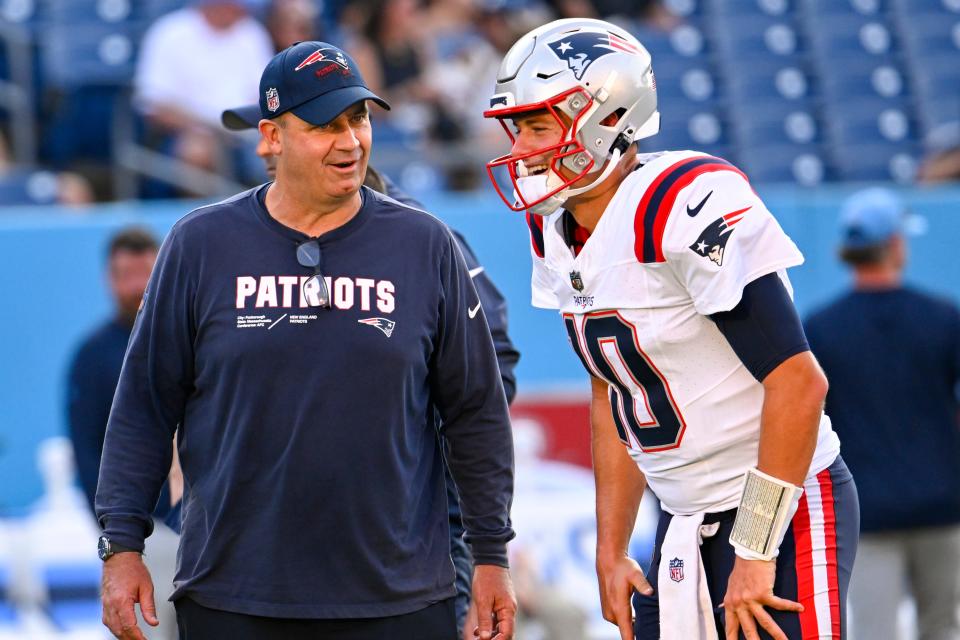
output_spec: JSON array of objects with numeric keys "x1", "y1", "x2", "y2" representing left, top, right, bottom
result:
[
  {"x1": 547, "y1": 31, "x2": 641, "y2": 80},
  {"x1": 295, "y1": 48, "x2": 350, "y2": 72},
  {"x1": 689, "y1": 206, "x2": 751, "y2": 266},
  {"x1": 669, "y1": 557, "x2": 684, "y2": 582},
  {"x1": 358, "y1": 317, "x2": 396, "y2": 337}
]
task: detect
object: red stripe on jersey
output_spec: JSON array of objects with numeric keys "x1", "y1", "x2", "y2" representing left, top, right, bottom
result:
[
  {"x1": 818, "y1": 469, "x2": 842, "y2": 639},
  {"x1": 793, "y1": 490, "x2": 818, "y2": 639},
  {"x1": 633, "y1": 157, "x2": 700, "y2": 263},
  {"x1": 650, "y1": 161, "x2": 749, "y2": 263}
]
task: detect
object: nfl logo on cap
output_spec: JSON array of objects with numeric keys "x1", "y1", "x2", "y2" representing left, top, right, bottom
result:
[{"x1": 265, "y1": 88, "x2": 280, "y2": 113}]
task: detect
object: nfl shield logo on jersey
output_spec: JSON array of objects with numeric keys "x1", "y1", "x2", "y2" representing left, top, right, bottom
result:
[
  {"x1": 265, "y1": 88, "x2": 280, "y2": 112},
  {"x1": 569, "y1": 270, "x2": 584, "y2": 291},
  {"x1": 669, "y1": 557, "x2": 684, "y2": 582}
]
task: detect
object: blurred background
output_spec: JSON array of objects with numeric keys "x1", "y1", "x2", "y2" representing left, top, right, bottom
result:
[{"x1": 0, "y1": 0, "x2": 959, "y2": 638}]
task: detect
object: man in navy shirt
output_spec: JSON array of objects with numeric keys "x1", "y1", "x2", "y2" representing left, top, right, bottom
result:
[
  {"x1": 806, "y1": 188, "x2": 960, "y2": 640},
  {"x1": 96, "y1": 41, "x2": 517, "y2": 640},
  {"x1": 67, "y1": 228, "x2": 181, "y2": 640}
]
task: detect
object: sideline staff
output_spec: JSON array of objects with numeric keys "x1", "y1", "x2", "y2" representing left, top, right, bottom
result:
[{"x1": 97, "y1": 41, "x2": 516, "y2": 640}]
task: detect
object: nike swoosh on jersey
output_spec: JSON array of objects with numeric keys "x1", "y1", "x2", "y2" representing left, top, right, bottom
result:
[
  {"x1": 686, "y1": 190, "x2": 713, "y2": 217},
  {"x1": 468, "y1": 302, "x2": 481, "y2": 318},
  {"x1": 469, "y1": 267, "x2": 485, "y2": 278}
]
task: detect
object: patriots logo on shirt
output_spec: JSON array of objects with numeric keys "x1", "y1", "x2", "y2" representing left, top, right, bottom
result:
[
  {"x1": 689, "y1": 206, "x2": 751, "y2": 266},
  {"x1": 547, "y1": 32, "x2": 640, "y2": 80},
  {"x1": 358, "y1": 317, "x2": 396, "y2": 337}
]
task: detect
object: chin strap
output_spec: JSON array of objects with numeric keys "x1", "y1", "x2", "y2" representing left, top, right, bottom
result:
[{"x1": 524, "y1": 147, "x2": 624, "y2": 216}]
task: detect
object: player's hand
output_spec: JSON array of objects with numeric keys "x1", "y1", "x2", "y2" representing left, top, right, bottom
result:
[
  {"x1": 101, "y1": 552, "x2": 158, "y2": 640},
  {"x1": 470, "y1": 564, "x2": 517, "y2": 640},
  {"x1": 723, "y1": 556, "x2": 803, "y2": 640},
  {"x1": 596, "y1": 552, "x2": 651, "y2": 640}
]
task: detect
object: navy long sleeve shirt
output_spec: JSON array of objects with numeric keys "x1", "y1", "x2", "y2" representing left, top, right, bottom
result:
[
  {"x1": 96, "y1": 185, "x2": 515, "y2": 618},
  {"x1": 805, "y1": 287, "x2": 960, "y2": 532},
  {"x1": 66, "y1": 318, "x2": 172, "y2": 520}
]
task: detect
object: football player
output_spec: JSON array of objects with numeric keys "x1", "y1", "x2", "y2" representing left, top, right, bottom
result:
[{"x1": 483, "y1": 18, "x2": 858, "y2": 640}]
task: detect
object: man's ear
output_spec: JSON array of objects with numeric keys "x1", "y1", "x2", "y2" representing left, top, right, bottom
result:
[{"x1": 259, "y1": 118, "x2": 282, "y2": 154}]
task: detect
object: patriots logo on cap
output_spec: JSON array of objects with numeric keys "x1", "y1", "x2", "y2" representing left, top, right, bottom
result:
[
  {"x1": 295, "y1": 48, "x2": 350, "y2": 72},
  {"x1": 689, "y1": 206, "x2": 751, "y2": 266},
  {"x1": 547, "y1": 31, "x2": 640, "y2": 80},
  {"x1": 265, "y1": 87, "x2": 280, "y2": 112},
  {"x1": 358, "y1": 317, "x2": 396, "y2": 337}
]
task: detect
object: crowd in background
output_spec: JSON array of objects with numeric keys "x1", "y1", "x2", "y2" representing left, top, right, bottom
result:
[{"x1": 2, "y1": 0, "x2": 957, "y2": 206}]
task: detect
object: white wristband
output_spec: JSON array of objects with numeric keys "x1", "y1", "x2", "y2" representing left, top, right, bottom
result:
[{"x1": 729, "y1": 468, "x2": 803, "y2": 561}]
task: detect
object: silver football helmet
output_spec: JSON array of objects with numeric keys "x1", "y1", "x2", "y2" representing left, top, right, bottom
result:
[{"x1": 484, "y1": 18, "x2": 659, "y2": 215}]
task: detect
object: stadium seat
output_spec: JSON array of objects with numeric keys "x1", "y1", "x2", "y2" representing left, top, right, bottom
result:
[
  {"x1": 664, "y1": 0, "x2": 706, "y2": 17},
  {"x1": 807, "y1": 15, "x2": 899, "y2": 57},
  {"x1": 655, "y1": 67, "x2": 721, "y2": 104},
  {"x1": 43, "y1": 0, "x2": 137, "y2": 25},
  {"x1": 891, "y1": 0, "x2": 960, "y2": 13},
  {"x1": 732, "y1": 102, "x2": 823, "y2": 147},
  {"x1": 826, "y1": 98, "x2": 918, "y2": 146},
  {"x1": 709, "y1": 0, "x2": 796, "y2": 17},
  {"x1": 725, "y1": 64, "x2": 815, "y2": 102},
  {"x1": 738, "y1": 144, "x2": 829, "y2": 184},
  {"x1": 801, "y1": 0, "x2": 888, "y2": 18},
  {"x1": 712, "y1": 16, "x2": 806, "y2": 58},
  {"x1": 0, "y1": 170, "x2": 61, "y2": 205},
  {"x1": 830, "y1": 141, "x2": 921, "y2": 182},
  {"x1": 819, "y1": 58, "x2": 909, "y2": 101},
  {"x1": 897, "y1": 13, "x2": 960, "y2": 58}
]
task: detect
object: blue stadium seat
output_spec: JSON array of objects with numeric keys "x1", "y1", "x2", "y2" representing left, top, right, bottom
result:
[
  {"x1": 807, "y1": 15, "x2": 899, "y2": 57},
  {"x1": 664, "y1": 0, "x2": 706, "y2": 17},
  {"x1": 143, "y1": 0, "x2": 187, "y2": 20},
  {"x1": 892, "y1": 0, "x2": 960, "y2": 13},
  {"x1": 739, "y1": 144, "x2": 829, "y2": 184},
  {"x1": 713, "y1": 16, "x2": 806, "y2": 58},
  {"x1": 801, "y1": 0, "x2": 888, "y2": 18},
  {"x1": 655, "y1": 67, "x2": 721, "y2": 104},
  {"x1": 43, "y1": 0, "x2": 139, "y2": 24},
  {"x1": 645, "y1": 106, "x2": 734, "y2": 161},
  {"x1": 0, "y1": 169, "x2": 61, "y2": 205},
  {"x1": 819, "y1": 58, "x2": 909, "y2": 101},
  {"x1": 830, "y1": 141, "x2": 921, "y2": 182},
  {"x1": 0, "y1": 0, "x2": 39, "y2": 25},
  {"x1": 38, "y1": 23, "x2": 141, "y2": 89},
  {"x1": 725, "y1": 63, "x2": 815, "y2": 102},
  {"x1": 709, "y1": 0, "x2": 796, "y2": 17},
  {"x1": 898, "y1": 13, "x2": 960, "y2": 58},
  {"x1": 732, "y1": 102, "x2": 823, "y2": 147},
  {"x1": 826, "y1": 98, "x2": 918, "y2": 146}
]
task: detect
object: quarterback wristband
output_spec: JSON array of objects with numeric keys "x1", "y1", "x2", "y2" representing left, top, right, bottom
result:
[{"x1": 729, "y1": 468, "x2": 803, "y2": 561}]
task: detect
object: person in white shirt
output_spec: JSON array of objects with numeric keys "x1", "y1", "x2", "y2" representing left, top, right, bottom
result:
[
  {"x1": 482, "y1": 18, "x2": 858, "y2": 640},
  {"x1": 133, "y1": 0, "x2": 273, "y2": 180}
]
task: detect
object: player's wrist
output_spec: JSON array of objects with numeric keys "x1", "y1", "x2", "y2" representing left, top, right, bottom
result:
[{"x1": 729, "y1": 467, "x2": 803, "y2": 561}]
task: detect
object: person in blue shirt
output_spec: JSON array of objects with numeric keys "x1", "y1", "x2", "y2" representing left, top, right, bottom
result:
[
  {"x1": 96, "y1": 41, "x2": 517, "y2": 640},
  {"x1": 219, "y1": 101, "x2": 520, "y2": 639},
  {"x1": 805, "y1": 188, "x2": 960, "y2": 640},
  {"x1": 66, "y1": 227, "x2": 182, "y2": 640}
]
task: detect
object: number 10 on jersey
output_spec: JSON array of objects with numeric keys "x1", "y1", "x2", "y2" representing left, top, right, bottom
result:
[{"x1": 564, "y1": 311, "x2": 687, "y2": 452}]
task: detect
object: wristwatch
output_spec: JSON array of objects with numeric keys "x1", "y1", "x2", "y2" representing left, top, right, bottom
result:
[{"x1": 98, "y1": 535, "x2": 140, "y2": 561}]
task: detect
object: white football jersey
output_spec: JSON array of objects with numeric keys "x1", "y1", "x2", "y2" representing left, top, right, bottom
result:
[{"x1": 529, "y1": 151, "x2": 840, "y2": 515}]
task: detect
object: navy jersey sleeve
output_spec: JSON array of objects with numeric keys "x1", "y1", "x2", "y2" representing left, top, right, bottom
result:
[
  {"x1": 95, "y1": 225, "x2": 195, "y2": 550},
  {"x1": 430, "y1": 231, "x2": 515, "y2": 567},
  {"x1": 450, "y1": 230, "x2": 520, "y2": 404},
  {"x1": 66, "y1": 341, "x2": 112, "y2": 514}
]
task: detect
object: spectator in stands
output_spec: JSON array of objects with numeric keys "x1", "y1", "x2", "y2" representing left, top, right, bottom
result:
[
  {"x1": 133, "y1": 0, "x2": 273, "y2": 184},
  {"x1": 805, "y1": 188, "x2": 960, "y2": 640},
  {"x1": 265, "y1": 0, "x2": 321, "y2": 51},
  {"x1": 0, "y1": 131, "x2": 95, "y2": 206},
  {"x1": 918, "y1": 121, "x2": 960, "y2": 184},
  {"x1": 65, "y1": 227, "x2": 180, "y2": 640}
]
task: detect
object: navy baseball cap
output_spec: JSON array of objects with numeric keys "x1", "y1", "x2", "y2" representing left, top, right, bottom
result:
[
  {"x1": 839, "y1": 187, "x2": 925, "y2": 250},
  {"x1": 258, "y1": 41, "x2": 389, "y2": 126},
  {"x1": 222, "y1": 104, "x2": 260, "y2": 130}
]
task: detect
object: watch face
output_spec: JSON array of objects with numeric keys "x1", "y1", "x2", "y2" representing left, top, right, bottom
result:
[{"x1": 98, "y1": 536, "x2": 110, "y2": 560}]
